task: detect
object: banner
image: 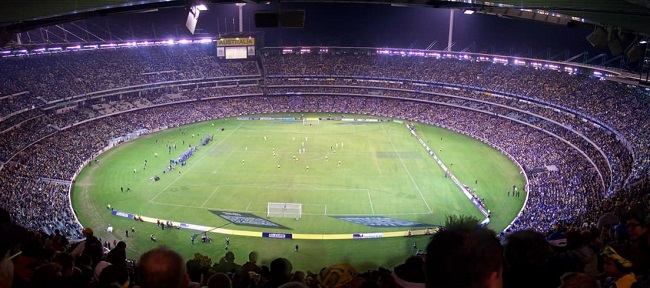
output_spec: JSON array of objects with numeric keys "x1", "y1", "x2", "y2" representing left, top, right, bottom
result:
[
  {"x1": 217, "y1": 38, "x2": 255, "y2": 47},
  {"x1": 352, "y1": 233, "x2": 383, "y2": 239},
  {"x1": 262, "y1": 232, "x2": 293, "y2": 239},
  {"x1": 111, "y1": 210, "x2": 133, "y2": 219}
]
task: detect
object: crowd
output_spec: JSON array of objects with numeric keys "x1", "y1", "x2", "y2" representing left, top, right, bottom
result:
[
  {"x1": 2, "y1": 206, "x2": 650, "y2": 288},
  {"x1": 0, "y1": 94, "x2": 616, "y2": 238},
  {"x1": 0, "y1": 101, "x2": 642, "y2": 237},
  {"x1": 263, "y1": 50, "x2": 649, "y2": 183},
  {"x1": 0, "y1": 44, "x2": 260, "y2": 118},
  {"x1": 265, "y1": 84, "x2": 625, "y2": 193},
  {"x1": 0, "y1": 45, "x2": 649, "y2": 287}
]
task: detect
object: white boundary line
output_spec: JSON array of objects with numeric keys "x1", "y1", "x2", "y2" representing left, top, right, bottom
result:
[
  {"x1": 367, "y1": 190, "x2": 375, "y2": 214},
  {"x1": 150, "y1": 200, "x2": 340, "y2": 215},
  {"x1": 201, "y1": 186, "x2": 220, "y2": 208},
  {"x1": 151, "y1": 182, "x2": 364, "y2": 214},
  {"x1": 245, "y1": 202, "x2": 252, "y2": 212},
  {"x1": 140, "y1": 199, "x2": 433, "y2": 216},
  {"x1": 405, "y1": 123, "x2": 490, "y2": 218},
  {"x1": 148, "y1": 121, "x2": 429, "y2": 217},
  {"x1": 381, "y1": 123, "x2": 433, "y2": 213}
]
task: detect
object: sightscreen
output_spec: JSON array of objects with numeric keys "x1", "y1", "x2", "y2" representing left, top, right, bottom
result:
[{"x1": 225, "y1": 46, "x2": 247, "y2": 59}]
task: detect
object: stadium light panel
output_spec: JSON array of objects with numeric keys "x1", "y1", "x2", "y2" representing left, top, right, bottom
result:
[{"x1": 463, "y1": 9, "x2": 476, "y2": 15}]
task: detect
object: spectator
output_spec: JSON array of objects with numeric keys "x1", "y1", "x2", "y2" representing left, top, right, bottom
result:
[
  {"x1": 558, "y1": 272, "x2": 599, "y2": 288},
  {"x1": 391, "y1": 256, "x2": 426, "y2": 288},
  {"x1": 137, "y1": 246, "x2": 189, "y2": 288},
  {"x1": 260, "y1": 258, "x2": 293, "y2": 288},
  {"x1": 215, "y1": 251, "x2": 241, "y2": 275},
  {"x1": 240, "y1": 251, "x2": 262, "y2": 288},
  {"x1": 96, "y1": 264, "x2": 130, "y2": 288},
  {"x1": 601, "y1": 245, "x2": 636, "y2": 288},
  {"x1": 206, "y1": 272, "x2": 232, "y2": 288},
  {"x1": 31, "y1": 262, "x2": 63, "y2": 288},
  {"x1": 424, "y1": 215, "x2": 503, "y2": 288},
  {"x1": 52, "y1": 252, "x2": 85, "y2": 287},
  {"x1": 106, "y1": 241, "x2": 127, "y2": 267},
  {"x1": 0, "y1": 214, "x2": 23, "y2": 288},
  {"x1": 624, "y1": 207, "x2": 650, "y2": 276}
]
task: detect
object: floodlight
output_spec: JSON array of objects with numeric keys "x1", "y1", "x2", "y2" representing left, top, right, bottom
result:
[
  {"x1": 196, "y1": 4, "x2": 208, "y2": 11},
  {"x1": 186, "y1": 5, "x2": 200, "y2": 34},
  {"x1": 463, "y1": 9, "x2": 476, "y2": 15},
  {"x1": 640, "y1": 40, "x2": 648, "y2": 44}
]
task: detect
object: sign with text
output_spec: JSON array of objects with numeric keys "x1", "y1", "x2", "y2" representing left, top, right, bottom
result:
[{"x1": 217, "y1": 38, "x2": 255, "y2": 47}]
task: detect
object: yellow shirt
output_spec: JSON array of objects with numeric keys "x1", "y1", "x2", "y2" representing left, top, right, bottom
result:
[{"x1": 613, "y1": 273, "x2": 637, "y2": 288}]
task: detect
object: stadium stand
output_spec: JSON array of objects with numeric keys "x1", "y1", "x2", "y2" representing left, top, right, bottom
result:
[{"x1": 0, "y1": 44, "x2": 649, "y2": 288}]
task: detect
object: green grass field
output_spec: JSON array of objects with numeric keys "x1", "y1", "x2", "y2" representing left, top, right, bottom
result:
[{"x1": 71, "y1": 113, "x2": 526, "y2": 272}]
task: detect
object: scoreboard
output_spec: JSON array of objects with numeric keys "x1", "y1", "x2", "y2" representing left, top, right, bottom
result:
[{"x1": 216, "y1": 38, "x2": 255, "y2": 59}]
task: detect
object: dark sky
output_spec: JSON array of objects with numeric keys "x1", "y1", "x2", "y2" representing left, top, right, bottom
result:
[
  {"x1": 97, "y1": 2, "x2": 601, "y2": 57},
  {"x1": 197, "y1": 2, "x2": 597, "y2": 56}
]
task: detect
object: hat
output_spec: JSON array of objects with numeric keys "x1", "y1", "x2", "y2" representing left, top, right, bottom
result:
[
  {"x1": 547, "y1": 232, "x2": 567, "y2": 247},
  {"x1": 602, "y1": 246, "x2": 633, "y2": 268},
  {"x1": 597, "y1": 213, "x2": 620, "y2": 230},
  {"x1": 317, "y1": 263, "x2": 359, "y2": 288},
  {"x1": 392, "y1": 257, "x2": 426, "y2": 288}
]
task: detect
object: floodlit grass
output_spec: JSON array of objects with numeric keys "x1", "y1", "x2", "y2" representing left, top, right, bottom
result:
[{"x1": 71, "y1": 113, "x2": 526, "y2": 271}]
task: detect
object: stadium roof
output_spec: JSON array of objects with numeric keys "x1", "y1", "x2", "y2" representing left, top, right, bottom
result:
[
  {"x1": 1, "y1": 0, "x2": 649, "y2": 37},
  {"x1": 0, "y1": 0, "x2": 648, "y2": 68}
]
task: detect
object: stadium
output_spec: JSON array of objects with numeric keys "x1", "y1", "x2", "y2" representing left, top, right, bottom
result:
[{"x1": 0, "y1": 1, "x2": 649, "y2": 288}]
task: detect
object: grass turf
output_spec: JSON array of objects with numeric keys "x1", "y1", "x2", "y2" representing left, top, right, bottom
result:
[{"x1": 71, "y1": 113, "x2": 526, "y2": 272}]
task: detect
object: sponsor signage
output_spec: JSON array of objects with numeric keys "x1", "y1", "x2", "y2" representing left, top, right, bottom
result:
[
  {"x1": 352, "y1": 233, "x2": 383, "y2": 239},
  {"x1": 112, "y1": 210, "x2": 132, "y2": 218},
  {"x1": 262, "y1": 232, "x2": 293, "y2": 239},
  {"x1": 217, "y1": 38, "x2": 255, "y2": 47}
]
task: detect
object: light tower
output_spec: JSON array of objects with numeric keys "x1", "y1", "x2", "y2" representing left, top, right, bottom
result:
[{"x1": 236, "y1": 3, "x2": 246, "y2": 32}]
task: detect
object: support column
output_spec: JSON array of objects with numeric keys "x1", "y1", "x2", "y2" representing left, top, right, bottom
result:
[
  {"x1": 236, "y1": 3, "x2": 246, "y2": 32},
  {"x1": 447, "y1": 10, "x2": 454, "y2": 51}
]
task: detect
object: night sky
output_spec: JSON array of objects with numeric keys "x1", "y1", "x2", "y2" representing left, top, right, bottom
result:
[{"x1": 93, "y1": 2, "x2": 602, "y2": 57}]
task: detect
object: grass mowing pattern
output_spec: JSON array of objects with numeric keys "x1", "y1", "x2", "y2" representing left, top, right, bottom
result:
[{"x1": 72, "y1": 113, "x2": 525, "y2": 271}]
